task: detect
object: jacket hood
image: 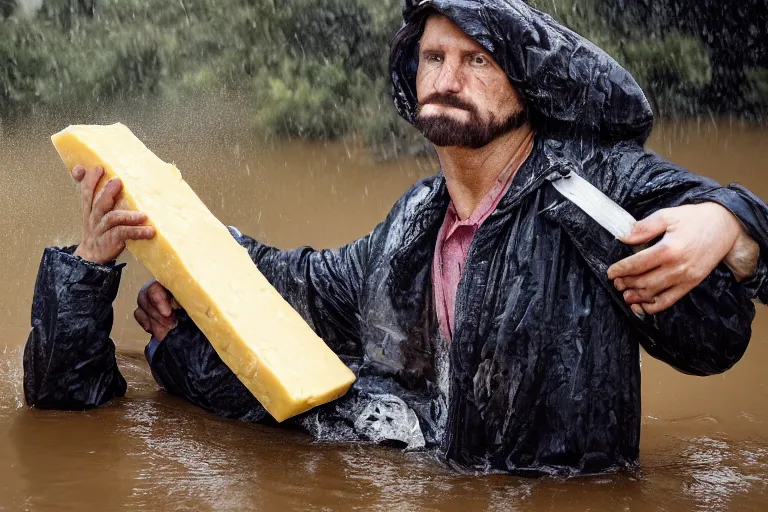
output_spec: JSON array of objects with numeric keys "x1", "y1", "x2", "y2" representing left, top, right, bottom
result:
[{"x1": 389, "y1": 0, "x2": 654, "y2": 143}]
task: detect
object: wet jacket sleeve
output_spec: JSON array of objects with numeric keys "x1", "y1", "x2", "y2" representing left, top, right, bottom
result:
[
  {"x1": 614, "y1": 149, "x2": 768, "y2": 375},
  {"x1": 144, "y1": 313, "x2": 268, "y2": 423},
  {"x1": 23, "y1": 247, "x2": 127, "y2": 409}
]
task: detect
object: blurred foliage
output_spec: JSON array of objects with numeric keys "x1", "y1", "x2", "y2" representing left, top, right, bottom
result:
[
  {"x1": 0, "y1": 0, "x2": 15, "y2": 19},
  {"x1": 528, "y1": 0, "x2": 767, "y2": 120},
  {"x1": 0, "y1": 0, "x2": 765, "y2": 155},
  {"x1": 746, "y1": 68, "x2": 768, "y2": 108},
  {"x1": 616, "y1": 35, "x2": 711, "y2": 118},
  {"x1": 581, "y1": 0, "x2": 768, "y2": 118}
]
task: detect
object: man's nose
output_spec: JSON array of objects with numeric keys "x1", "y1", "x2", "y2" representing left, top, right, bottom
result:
[{"x1": 433, "y1": 61, "x2": 462, "y2": 95}]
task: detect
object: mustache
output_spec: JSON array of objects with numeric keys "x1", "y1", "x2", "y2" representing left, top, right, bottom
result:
[{"x1": 417, "y1": 94, "x2": 477, "y2": 114}]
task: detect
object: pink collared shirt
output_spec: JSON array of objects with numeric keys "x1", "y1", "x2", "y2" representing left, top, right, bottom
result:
[
  {"x1": 431, "y1": 134, "x2": 534, "y2": 342},
  {"x1": 431, "y1": 170, "x2": 516, "y2": 342}
]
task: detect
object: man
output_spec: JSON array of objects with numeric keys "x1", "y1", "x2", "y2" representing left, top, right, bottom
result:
[{"x1": 24, "y1": 0, "x2": 768, "y2": 476}]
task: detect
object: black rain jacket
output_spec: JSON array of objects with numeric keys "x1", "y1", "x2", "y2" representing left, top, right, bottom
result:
[{"x1": 23, "y1": 0, "x2": 768, "y2": 476}]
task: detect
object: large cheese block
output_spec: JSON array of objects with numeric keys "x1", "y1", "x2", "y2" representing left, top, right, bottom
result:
[{"x1": 51, "y1": 123, "x2": 356, "y2": 422}]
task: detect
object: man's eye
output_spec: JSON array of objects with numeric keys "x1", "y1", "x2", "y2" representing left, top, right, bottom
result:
[
  {"x1": 425, "y1": 54, "x2": 442, "y2": 63},
  {"x1": 471, "y1": 55, "x2": 487, "y2": 66}
]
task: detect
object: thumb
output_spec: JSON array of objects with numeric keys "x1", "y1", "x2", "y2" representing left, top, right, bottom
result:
[{"x1": 620, "y1": 210, "x2": 670, "y2": 245}]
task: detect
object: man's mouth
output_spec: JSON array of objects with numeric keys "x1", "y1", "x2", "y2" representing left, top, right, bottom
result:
[
  {"x1": 419, "y1": 94, "x2": 476, "y2": 113},
  {"x1": 421, "y1": 105, "x2": 469, "y2": 117},
  {"x1": 428, "y1": 103, "x2": 468, "y2": 111}
]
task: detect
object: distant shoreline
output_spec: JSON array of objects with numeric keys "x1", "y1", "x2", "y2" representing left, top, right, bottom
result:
[{"x1": 1, "y1": 0, "x2": 765, "y2": 158}]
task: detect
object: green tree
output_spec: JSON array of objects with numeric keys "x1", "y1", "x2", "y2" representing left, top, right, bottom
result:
[{"x1": 0, "y1": 0, "x2": 15, "y2": 18}]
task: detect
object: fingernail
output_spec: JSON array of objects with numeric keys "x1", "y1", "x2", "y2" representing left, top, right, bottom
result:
[{"x1": 631, "y1": 304, "x2": 643, "y2": 314}]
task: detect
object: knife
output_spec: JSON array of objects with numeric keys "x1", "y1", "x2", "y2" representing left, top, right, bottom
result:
[
  {"x1": 548, "y1": 168, "x2": 647, "y2": 319},
  {"x1": 548, "y1": 169, "x2": 636, "y2": 239}
]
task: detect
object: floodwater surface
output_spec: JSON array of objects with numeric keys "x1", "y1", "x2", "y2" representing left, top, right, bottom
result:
[{"x1": 0, "y1": 104, "x2": 767, "y2": 511}]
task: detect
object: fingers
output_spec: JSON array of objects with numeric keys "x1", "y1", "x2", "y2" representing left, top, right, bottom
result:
[
  {"x1": 613, "y1": 203, "x2": 741, "y2": 316},
  {"x1": 134, "y1": 308, "x2": 152, "y2": 333},
  {"x1": 623, "y1": 288, "x2": 660, "y2": 304},
  {"x1": 134, "y1": 307, "x2": 177, "y2": 340},
  {"x1": 147, "y1": 281, "x2": 173, "y2": 318},
  {"x1": 643, "y1": 285, "x2": 689, "y2": 314},
  {"x1": 138, "y1": 295, "x2": 172, "y2": 326},
  {"x1": 137, "y1": 280, "x2": 156, "y2": 312},
  {"x1": 79, "y1": 166, "x2": 105, "y2": 217},
  {"x1": 615, "y1": 264, "x2": 691, "y2": 311},
  {"x1": 92, "y1": 178, "x2": 123, "y2": 219},
  {"x1": 150, "y1": 317, "x2": 177, "y2": 342},
  {"x1": 634, "y1": 284, "x2": 692, "y2": 315},
  {"x1": 101, "y1": 210, "x2": 148, "y2": 232},
  {"x1": 72, "y1": 165, "x2": 86, "y2": 182},
  {"x1": 607, "y1": 242, "x2": 666, "y2": 279},
  {"x1": 615, "y1": 266, "x2": 683, "y2": 298},
  {"x1": 109, "y1": 225, "x2": 155, "y2": 243},
  {"x1": 619, "y1": 209, "x2": 671, "y2": 246}
]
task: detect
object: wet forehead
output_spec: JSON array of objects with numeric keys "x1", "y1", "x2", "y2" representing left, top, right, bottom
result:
[{"x1": 419, "y1": 14, "x2": 486, "y2": 54}]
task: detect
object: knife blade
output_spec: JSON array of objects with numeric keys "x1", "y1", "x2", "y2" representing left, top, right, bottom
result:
[{"x1": 549, "y1": 170, "x2": 636, "y2": 239}]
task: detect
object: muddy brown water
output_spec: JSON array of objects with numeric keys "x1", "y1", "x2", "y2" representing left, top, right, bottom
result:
[{"x1": 0, "y1": 104, "x2": 767, "y2": 511}]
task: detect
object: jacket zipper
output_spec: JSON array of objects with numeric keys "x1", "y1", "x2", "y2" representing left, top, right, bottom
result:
[{"x1": 440, "y1": 169, "x2": 554, "y2": 458}]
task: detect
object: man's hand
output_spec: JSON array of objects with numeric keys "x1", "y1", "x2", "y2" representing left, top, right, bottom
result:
[
  {"x1": 72, "y1": 165, "x2": 155, "y2": 264},
  {"x1": 134, "y1": 279, "x2": 180, "y2": 341},
  {"x1": 607, "y1": 203, "x2": 757, "y2": 315}
]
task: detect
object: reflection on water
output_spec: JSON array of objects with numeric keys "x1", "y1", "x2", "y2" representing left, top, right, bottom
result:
[{"x1": 0, "y1": 104, "x2": 766, "y2": 510}]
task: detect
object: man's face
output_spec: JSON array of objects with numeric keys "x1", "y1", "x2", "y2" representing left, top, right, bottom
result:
[{"x1": 414, "y1": 15, "x2": 527, "y2": 149}]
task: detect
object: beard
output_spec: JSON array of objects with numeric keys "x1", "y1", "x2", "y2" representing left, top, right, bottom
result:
[{"x1": 413, "y1": 94, "x2": 528, "y2": 149}]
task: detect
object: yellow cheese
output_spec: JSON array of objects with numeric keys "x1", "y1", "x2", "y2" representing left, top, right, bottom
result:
[{"x1": 51, "y1": 123, "x2": 356, "y2": 422}]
